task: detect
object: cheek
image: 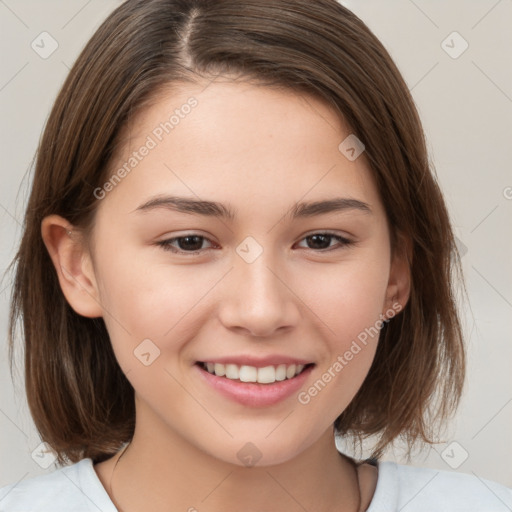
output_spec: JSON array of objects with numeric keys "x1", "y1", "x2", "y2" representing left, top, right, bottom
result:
[
  {"x1": 296, "y1": 253, "x2": 390, "y2": 339},
  {"x1": 293, "y1": 253, "x2": 389, "y2": 393},
  {"x1": 95, "y1": 245, "x2": 214, "y2": 332}
]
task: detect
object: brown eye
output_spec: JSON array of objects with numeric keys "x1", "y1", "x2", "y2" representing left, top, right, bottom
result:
[
  {"x1": 157, "y1": 235, "x2": 214, "y2": 254},
  {"x1": 296, "y1": 233, "x2": 353, "y2": 251}
]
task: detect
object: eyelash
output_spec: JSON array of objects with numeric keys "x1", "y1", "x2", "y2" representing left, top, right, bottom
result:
[{"x1": 155, "y1": 232, "x2": 354, "y2": 255}]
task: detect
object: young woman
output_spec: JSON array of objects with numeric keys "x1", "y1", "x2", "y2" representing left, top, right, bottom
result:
[{"x1": 1, "y1": 0, "x2": 511, "y2": 510}]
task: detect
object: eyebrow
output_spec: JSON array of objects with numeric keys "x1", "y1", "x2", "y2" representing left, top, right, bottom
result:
[{"x1": 133, "y1": 195, "x2": 372, "y2": 220}]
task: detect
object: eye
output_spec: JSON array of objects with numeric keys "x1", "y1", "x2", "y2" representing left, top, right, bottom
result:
[
  {"x1": 295, "y1": 232, "x2": 354, "y2": 251},
  {"x1": 156, "y1": 234, "x2": 216, "y2": 254},
  {"x1": 156, "y1": 231, "x2": 353, "y2": 256}
]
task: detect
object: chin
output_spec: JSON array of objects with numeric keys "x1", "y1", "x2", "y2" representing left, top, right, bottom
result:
[{"x1": 205, "y1": 435, "x2": 311, "y2": 469}]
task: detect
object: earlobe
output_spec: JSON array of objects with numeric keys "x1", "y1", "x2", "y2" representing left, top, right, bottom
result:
[
  {"x1": 41, "y1": 214, "x2": 103, "y2": 318},
  {"x1": 384, "y1": 233, "x2": 412, "y2": 316}
]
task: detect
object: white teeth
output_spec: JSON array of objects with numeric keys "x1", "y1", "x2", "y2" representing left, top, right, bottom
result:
[
  {"x1": 214, "y1": 363, "x2": 225, "y2": 376},
  {"x1": 257, "y1": 366, "x2": 276, "y2": 383},
  {"x1": 203, "y1": 362, "x2": 309, "y2": 384},
  {"x1": 239, "y1": 365, "x2": 257, "y2": 382},
  {"x1": 225, "y1": 364, "x2": 239, "y2": 379},
  {"x1": 275, "y1": 364, "x2": 287, "y2": 381},
  {"x1": 286, "y1": 364, "x2": 296, "y2": 379}
]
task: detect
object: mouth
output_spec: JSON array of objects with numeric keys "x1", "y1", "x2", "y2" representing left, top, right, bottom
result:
[
  {"x1": 194, "y1": 360, "x2": 316, "y2": 407},
  {"x1": 196, "y1": 361, "x2": 315, "y2": 384}
]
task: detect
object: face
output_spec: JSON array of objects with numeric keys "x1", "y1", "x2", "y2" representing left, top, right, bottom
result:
[{"x1": 68, "y1": 80, "x2": 406, "y2": 466}]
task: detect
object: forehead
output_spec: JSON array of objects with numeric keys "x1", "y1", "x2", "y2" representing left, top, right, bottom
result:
[{"x1": 97, "y1": 79, "x2": 383, "y2": 221}]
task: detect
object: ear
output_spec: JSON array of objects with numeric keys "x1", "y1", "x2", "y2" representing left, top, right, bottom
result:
[
  {"x1": 383, "y1": 232, "x2": 412, "y2": 316},
  {"x1": 41, "y1": 214, "x2": 103, "y2": 318}
]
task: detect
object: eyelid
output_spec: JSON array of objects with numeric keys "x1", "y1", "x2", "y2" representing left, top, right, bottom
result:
[
  {"x1": 294, "y1": 231, "x2": 354, "y2": 250},
  {"x1": 156, "y1": 233, "x2": 217, "y2": 254},
  {"x1": 300, "y1": 229, "x2": 353, "y2": 242}
]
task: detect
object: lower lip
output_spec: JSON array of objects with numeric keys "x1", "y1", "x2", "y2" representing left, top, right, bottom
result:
[{"x1": 195, "y1": 363, "x2": 314, "y2": 407}]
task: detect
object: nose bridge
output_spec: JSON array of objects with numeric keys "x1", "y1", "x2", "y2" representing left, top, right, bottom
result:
[{"x1": 218, "y1": 238, "x2": 299, "y2": 336}]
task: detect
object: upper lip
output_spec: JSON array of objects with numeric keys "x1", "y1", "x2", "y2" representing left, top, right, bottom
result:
[{"x1": 197, "y1": 355, "x2": 314, "y2": 368}]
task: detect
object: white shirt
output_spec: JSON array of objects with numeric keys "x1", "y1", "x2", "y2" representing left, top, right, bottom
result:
[{"x1": 1, "y1": 457, "x2": 511, "y2": 511}]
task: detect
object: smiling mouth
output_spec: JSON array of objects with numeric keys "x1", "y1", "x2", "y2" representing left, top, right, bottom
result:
[{"x1": 196, "y1": 361, "x2": 314, "y2": 384}]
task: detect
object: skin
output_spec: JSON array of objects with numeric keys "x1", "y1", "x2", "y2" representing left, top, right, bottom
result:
[{"x1": 42, "y1": 78, "x2": 410, "y2": 512}]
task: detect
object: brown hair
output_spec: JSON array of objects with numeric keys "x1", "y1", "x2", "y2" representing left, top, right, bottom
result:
[{"x1": 8, "y1": 0, "x2": 465, "y2": 464}]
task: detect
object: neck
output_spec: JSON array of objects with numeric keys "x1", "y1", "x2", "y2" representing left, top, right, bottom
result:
[{"x1": 97, "y1": 417, "x2": 361, "y2": 512}]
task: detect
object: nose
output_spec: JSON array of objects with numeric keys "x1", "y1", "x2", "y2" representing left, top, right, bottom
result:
[{"x1": 217, "y1": 252, "x2": 301, "y2": 338}]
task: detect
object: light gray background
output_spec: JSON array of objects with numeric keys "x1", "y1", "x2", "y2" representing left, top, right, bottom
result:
[{"x1": 1, "y1": 0, "x2": 511, "y2": 490}]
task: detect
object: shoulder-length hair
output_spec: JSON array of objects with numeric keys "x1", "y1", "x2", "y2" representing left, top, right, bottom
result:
[{"x1": 8, "y1": 0, "x2": 465, "y2": 464}]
